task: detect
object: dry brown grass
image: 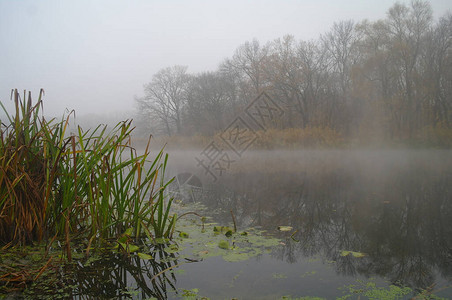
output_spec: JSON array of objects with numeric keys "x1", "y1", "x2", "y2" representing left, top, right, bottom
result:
[
  {"x1": 138, "y1": 127, "x2": 344, "y2": 151},
  {"x1": 416, "y1": 122, "x2": 452, "y2": 147},
  {"x1": 251, "y1": 127, "x2": 344, "y2": 149}
]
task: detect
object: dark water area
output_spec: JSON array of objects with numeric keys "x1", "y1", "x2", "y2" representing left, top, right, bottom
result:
[
  {"x1": 21, "y1": 150, "x2": 451, "y2": 299},
  {"x1": 163, "y1": 150, "x2": 452, "y2": 298}
]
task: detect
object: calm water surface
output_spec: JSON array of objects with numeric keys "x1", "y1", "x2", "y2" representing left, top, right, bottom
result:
[
  {"x1": 38, "y1": 150, "x2": 451, "y2": 299},
  {"x1": 163, "y1": 150, "x2": 452, "y2": 299}
]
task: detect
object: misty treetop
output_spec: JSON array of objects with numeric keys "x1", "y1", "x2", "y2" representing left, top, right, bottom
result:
[{"x1": 136, "y1": 0, "x2": 452, "y2": 144}]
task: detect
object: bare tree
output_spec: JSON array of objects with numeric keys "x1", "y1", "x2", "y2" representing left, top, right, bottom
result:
[
  {"x1": 421, "y1": 13, "x2": 452, "y2": 125},
  {"x1": 320, "y1": 20, "x2": 362, "y2": 133},
  {"x1": 386, "y1": 0, "x2": 433, "y2": 136},
  {"x1": 265, "y1": 35, "x2": 301, "y2": 127},
  {"x1": 354, "y1": 19, "x2": 398, "y2": 138},
  {"x1": 266, "y1": 36, "x2": 330, "y2": 128},
  {"x1": 221, "y1": 39, "x2": 270, "y2": 99},
  {"x1": 137, "y1": 66, "x2": 190, "y2": 136},
  {"x1": 322, "y1": 20, "x2": 360, "y2": 101},
  {"x1": 185, "y1": 72, "x2": 236, "y2": 135}
]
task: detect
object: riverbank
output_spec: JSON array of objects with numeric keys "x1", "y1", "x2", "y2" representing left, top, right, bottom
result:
[{"x1": 134, "y1": 126, "x2": 452, "y2": 152}]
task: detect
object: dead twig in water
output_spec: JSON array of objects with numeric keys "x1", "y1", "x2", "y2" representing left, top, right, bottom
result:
[
  {"x1": 230, "y1": 210, "x2": 237, "y2": 232},
  {"x1": 150, "y1": 258, "x2": 200, "y2": 282},
  {"x1": 176, "y1": 211, "x2": 203, "y2": 221},
  {"x1": 34, "y1": 257, "x2": 52, "y2": 281}
]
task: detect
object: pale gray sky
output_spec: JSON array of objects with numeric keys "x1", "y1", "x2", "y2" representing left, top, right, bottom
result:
[{"x1": 0, "y1": 0, "x2": 451, "y2": 117}]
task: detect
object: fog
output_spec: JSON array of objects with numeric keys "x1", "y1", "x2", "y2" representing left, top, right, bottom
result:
[
  {"x1": 164, "y1": 149, "x2": 452, "y2": 186},
  {"x1": 1, "y1": 0, "x2": 450, "y2": 119}
]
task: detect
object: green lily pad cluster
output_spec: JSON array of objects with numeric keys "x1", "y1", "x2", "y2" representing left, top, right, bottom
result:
[
  {"x1": 173, "y1": 215, "x2": 281, "y2": 263},
  {"x1": 337, "y1": 279, "x2": 413, "y2": 300}
]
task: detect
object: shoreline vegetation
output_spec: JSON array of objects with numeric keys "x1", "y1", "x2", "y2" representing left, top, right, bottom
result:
[
  {"x1": 136, "y1": 125, "x2": 452, "y2": 151},
  {"x1": 0, "y1": 90, "x2": 175, "y2": 294}
]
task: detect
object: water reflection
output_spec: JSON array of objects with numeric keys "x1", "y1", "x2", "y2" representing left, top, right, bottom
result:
[
  {"x1": 27, "y1": 151, "x2": 450, "y2": 298},
  {"x1": 193, "y1": 153, "x2": 452, "y2": 291},
  {"x1": 58, "y1": 245, "x2": 179, "y2": 299}
]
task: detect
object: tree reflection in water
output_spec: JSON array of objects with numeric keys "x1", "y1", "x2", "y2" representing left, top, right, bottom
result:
[{"x1": 196, "y1": 160, "x2": 452, "y2": 291}]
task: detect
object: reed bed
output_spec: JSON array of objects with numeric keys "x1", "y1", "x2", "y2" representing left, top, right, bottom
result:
[{"x1": 0, "y1": 90, "x2": 175, "y2": 249}]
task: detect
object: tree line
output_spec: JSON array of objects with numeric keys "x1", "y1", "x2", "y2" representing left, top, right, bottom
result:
[{"x1": 136, "y1": 0, "x2": 451, "y2": 142}]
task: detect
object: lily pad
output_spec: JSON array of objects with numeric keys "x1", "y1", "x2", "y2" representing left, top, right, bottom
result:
[
  {"x1": 222, "y1": 251, "x2": 252, "y2": 262},
  {"x1": 179, "y1": 231, "x2": 189, "y2": 238},
  {"x1": 340, "y1": 250, "x2": 366, "y2": 258},
  {"x1": 164, "y1": 244, "x2": 179, "y2": 254},
  {"x1": 218, "y1": 240, "x2": 230, "y2": 250},
  {"x1": 272, "y1": 273, "x2": 287, "y2": 279},
  {"x1": 154, "y1": 238, "x2": 170, "y2": 244},
  {"x1": 277, "y1": 226, "x2": 293, "y2": 232},
  {"x1": 213, "y1": 226, "x2": 233, "y2": 233}
]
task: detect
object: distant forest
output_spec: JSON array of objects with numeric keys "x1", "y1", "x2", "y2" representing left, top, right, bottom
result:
[{"x1": 136, "y1": 1, "x2": 452, "y2": 144}]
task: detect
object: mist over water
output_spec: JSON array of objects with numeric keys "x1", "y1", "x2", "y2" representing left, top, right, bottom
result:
[
  {"x1": 166, "y1": 149, "x2": 452, "y2": 181},
  {"x1": 163, "y1": 149, "x2": 452, "y2": 298}
]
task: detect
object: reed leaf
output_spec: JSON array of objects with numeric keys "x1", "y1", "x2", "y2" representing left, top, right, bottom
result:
[{"x1": 0, "y1": 89, "x2": 176, "y2": 250}]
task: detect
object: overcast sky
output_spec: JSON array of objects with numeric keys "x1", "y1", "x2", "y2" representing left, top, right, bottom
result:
[{"x1": 0, "y1": 0, "x2": 451, "y2": 117}]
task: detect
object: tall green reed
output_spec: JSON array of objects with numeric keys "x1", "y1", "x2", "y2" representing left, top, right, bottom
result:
[{"x1": 0, "y1": 89, "x2": 175, "y2": 247}]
